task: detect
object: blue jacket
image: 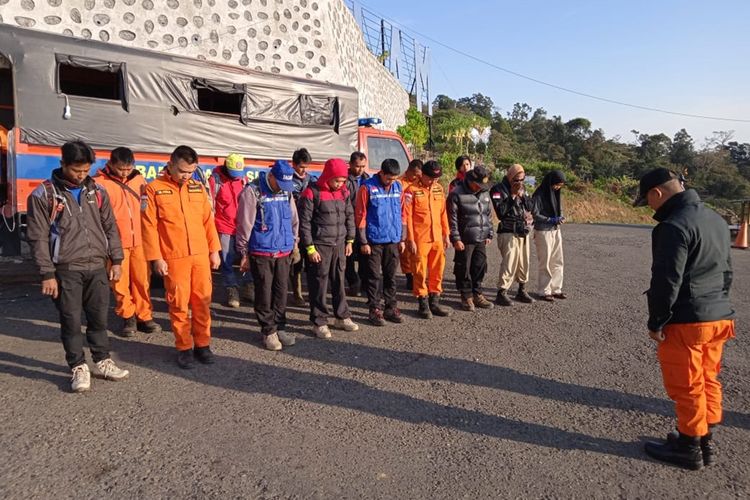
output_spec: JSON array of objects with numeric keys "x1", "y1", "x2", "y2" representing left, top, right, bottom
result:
[
  {"x1": 358, "y1": 175, "x2": 403, "y2": 244},
  {"x1": 242, "y1": 173, "x2": 297, "y2": 256}
]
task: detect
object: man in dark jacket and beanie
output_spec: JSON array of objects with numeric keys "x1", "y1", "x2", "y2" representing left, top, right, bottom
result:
[
  {"x1": 345, "y1": 151, "x2": 370, "y2": 295},
  {"x1": 299, "y1": 158, "x2": 359, "y2": 339},
  {"x1": 26, "y1": 140, "x2": 129, "y2": 393},
  {"x1": 490, "y1": 163, "x2": 536, "y2": 306},
  {"x1": 289, "y1": 147, "x2": 315, "y2": 305},
  {"x1": 447, "y1": 165, "x2": 495, "y2": 311},
  {"x1": 636, "y1": 168, "x2": 735, "y2": 471}
]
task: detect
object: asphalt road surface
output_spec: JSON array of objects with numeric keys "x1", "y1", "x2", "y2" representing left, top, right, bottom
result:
[{"x1": 0, "y1": 224, "x2": 748, "y2": 499}]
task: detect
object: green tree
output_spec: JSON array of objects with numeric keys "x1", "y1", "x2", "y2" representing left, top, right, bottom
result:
[
  {"x1": 457, "y1": 93, "x2": 495, "y2": 120},
  {"x1": 397, "y1": 106, "x2": 429, "y2": 153},
  {"x1": 432, "y1": 94, "x2": 456, "y2": 111}
]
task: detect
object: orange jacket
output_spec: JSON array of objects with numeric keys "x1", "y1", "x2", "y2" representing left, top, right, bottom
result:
[
  {"x1": 93, "y1": 168, "x2": 146, "y2": 249},
  {"x1": 142, "y1": 176, "x2": 221, "y2": 261},
  {"x1": 402, "y1": 180, "x2": 450, "y2": 244}
]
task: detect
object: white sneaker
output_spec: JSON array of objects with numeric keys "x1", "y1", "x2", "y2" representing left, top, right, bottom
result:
[
  {"x1": 71, "y1": 364, "x2": 91, "y2": 393},
  {"x1": 313, "y1": 324, "x2": 332, "y2": 339},
  {"x1": 277, "y1": 331, "x2": 296, "y2": 347},
  {"x1": 264, "y1": 333, "x2": 283, "y2": 351},
  {"x1": 93, "y1": 358, "x2": 129, "y2": 381},
  {"x1": 333, "y1": 317, "x2": 359, "y2": 332}
]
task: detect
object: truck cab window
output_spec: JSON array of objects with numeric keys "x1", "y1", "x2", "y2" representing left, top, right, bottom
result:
[{"x1": 366, "y1": 136, "x2": 409, "y2": 172}]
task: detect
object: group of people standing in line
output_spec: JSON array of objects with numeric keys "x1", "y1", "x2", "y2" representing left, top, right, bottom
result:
[
  {"x1": 22, "y1": 139, "x2": 738, "y2": 473},
  {"x1": 26, "y1": 141, "x2": 568, "y2": 387}
]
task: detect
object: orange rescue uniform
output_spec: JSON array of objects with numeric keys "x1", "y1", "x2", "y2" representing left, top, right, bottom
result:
[
  {"x1": 142, "y1": 176, "x2": 221, "y2": 351},
  {"x1": 402, "y1": 180, "x2": 450, "y2": 297},
  {"x1": 399, "y1": 174, "x2": 420, "y2": 275},
  {"x1": 659, "y1": 320, "x2": 736, "y2": 437},
  {"x1": 94, "y1": 169, "x2": 153, "y2": 322}
]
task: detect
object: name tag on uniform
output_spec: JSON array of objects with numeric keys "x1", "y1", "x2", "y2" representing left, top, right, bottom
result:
[
  {"x1": 156, "y1": 189, "x2": 173, "y2": 195},
  {"x1": 187, "y1": 185, "x2": 204, "y2": 193},
  {"x1": 414, "y1": 191, "x2": 425, "y2": 197}
]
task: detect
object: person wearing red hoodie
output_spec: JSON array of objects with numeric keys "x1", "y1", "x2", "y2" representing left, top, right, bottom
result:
[
  {"x1": 298, "y1": 158, "x2": 359, "y2": 339},
  {"x1": 209, "y1": 153, "x2": 253, "y2": 308}
]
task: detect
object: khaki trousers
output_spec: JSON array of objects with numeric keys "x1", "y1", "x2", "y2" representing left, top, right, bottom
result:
[
  {"x1": 497, "y1": 233, "x2": 530, "y2": 290},
  {"x1": 534, "y1": 228, "x2": 564, "y2": 295}
]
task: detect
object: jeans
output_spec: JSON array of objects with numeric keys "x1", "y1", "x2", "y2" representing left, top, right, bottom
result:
[{"x1": 219, "y1": 233, "x2": 252, "y2": 288}]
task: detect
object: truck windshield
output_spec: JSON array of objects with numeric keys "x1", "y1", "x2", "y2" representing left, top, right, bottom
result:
[{"x1": 366, "y1": 137, "x2": 409, "y2": 172}]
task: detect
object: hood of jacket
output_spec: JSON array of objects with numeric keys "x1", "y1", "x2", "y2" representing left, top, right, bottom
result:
[{"x1": 316, "y1": 158, "x2": 349, "y2": 194}]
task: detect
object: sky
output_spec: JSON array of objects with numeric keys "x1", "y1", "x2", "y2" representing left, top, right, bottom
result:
[{"x1": 359, "y1": 0, "x2": 750, "y2": 146}]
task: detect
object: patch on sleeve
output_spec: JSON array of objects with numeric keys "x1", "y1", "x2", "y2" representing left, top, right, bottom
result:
[
  {"x1": 404, "y1": 192, "x2": 413, "y2": 204},
  {"x1": 491, "y1": 192, "x2": 503, "y2": 199}
]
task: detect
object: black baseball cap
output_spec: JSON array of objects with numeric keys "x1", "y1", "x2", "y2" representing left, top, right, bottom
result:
[
  {"x1": 633, "y1": 168, "x2": 678, "y2": 207},
  {"x1": 466, "y1": 165, "x2": 491, "y2": 190}
]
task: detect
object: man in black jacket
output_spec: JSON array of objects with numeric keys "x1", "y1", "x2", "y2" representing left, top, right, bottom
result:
[
  {"x1": 635, "y1": 168, "x2": 735, "y2": 470},
  {"x1": 344, "y1": 151, "x2": 370, "y2": 295},
  {"x1": 447, "y1": 165, "x2": 495, "y2": 311},
  {"x1": 26, "y1": 140, "x2": 129, "y2": 393}
]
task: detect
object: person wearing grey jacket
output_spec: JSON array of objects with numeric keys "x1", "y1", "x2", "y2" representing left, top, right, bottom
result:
[{"x1": 26, "y1": 140, "x2": 128, "y2": 393}]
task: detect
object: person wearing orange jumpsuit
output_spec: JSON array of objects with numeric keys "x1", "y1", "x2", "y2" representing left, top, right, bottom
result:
[
  {"x1": 398, "y1": 159, "x2": 423, "y2": 291},
  {"x1": 634, "y1": 168, "x2": 736, "y2": 470},
  {"x1": 402, "y1": 160, "x2": 452, "y2": 319},
  {"x1": 142, "y1": 145, "x2": 221, "y2": 369},
  {"x1": 94, "y1": 147, "x2": 161, "y2": 337}
]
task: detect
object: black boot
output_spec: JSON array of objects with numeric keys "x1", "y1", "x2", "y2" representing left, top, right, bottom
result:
[
  {"x1": 668, "y1": 429, "x2": 716, "y2": 466},
  {"x1": 428, "y1": 293, "x2": 452, "y2": 317},
  {"x1": 515, "y1": 283, "x2": 534, "y2": 303},
  {"x1": 119, "y1": 315, "x2": 137, "y2": 338},
  {"x1": 404, "y1": 273, "x2": 413, "y2": 291},
  {"x1": 417, "y1": 296, "x2": 433, "y2": 319},
  {"x1": 644, "y1": 432, "x2": 703, "y2": 470},
  {"x1": 495, "y1": 289, "x2": 513, "y2": 307}
]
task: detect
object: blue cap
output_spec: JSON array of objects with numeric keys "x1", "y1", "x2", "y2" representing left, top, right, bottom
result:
[{"x1": 270, "y1": 160, "x2": 295, "y2": 192}]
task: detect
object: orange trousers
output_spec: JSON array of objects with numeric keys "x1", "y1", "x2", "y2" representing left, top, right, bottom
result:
[
  {"x1": 163, "y1": 254, "x2": 213, "y2": 351},
  {"x1": 400, "y1": 247, "x2": 413, "y2": 275},
  {"x1": 658, "y1": 320, "x2": 735, "y2": 437},
  {"x1": 412, "y1": 240, "x2": 446, "y2": 297},
  {"x1": 112, "y1": 245, "x2": 153, "y2": 321}
]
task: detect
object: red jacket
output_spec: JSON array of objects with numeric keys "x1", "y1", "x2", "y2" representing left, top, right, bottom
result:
[{"x1": 209, "y1": 167, "x2": 247, "y2": 236}]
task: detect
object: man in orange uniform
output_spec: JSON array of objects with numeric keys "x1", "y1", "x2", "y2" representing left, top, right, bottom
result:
[
  {"x1": 399, "y1": 159, "x2": 423, "y2": 291},
  {"x1": 94, "y1": 147, "x2": 161, "y2": 337},
  {"x1": 402, "y1": 160, "x2": 452, "y2": 319},
  {"x1": 635, "y1": 168, "x2": 735, "y2": 470},
  {"x1": 142, "y1": 146, "x2": 221, "y2": 369}
]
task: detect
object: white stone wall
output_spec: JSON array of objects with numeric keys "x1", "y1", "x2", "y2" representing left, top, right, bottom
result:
[{"x1": 0, "y1": 0, "x2": 409, "y2": 130}]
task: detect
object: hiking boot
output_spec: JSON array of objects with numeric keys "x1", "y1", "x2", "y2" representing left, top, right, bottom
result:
[
  {"x1": 404, "y1": 273, "x2": 413, "y2": 291},
  {"x1": 369, "y1": 308, "x2": 386, "y2": 326},
  {"x1": 644, "y1": 433, "x2": 703, "y2": 470},
  {"x1": 71, "y1": 364, "x2": 91, "y2": 393},
  {"x1": 119, "y1": 315, "x2": 137, "y2": 337},
  {"x1": 137, "y1": 319, "x2": 162, "y2": 334},
  {"x1": 668, "y1": 430, "x2": 715, "y2": 466},
  {"x1": 428, "y1": 294, "x2": 452, "y2": 317},
  {"x1": 278, "y1": 331, "x2": 297, "y2": 346},
  {"x1": 515, "y1": 284, "x2": 535, "y2": 303},
  {"x1": 461, "y1": 296, "x2": 475, "y2": 312},
  {"x1": 384, "y1": 307, "x2": 404, "y2": 323},
  {"x1": 93, "y1": 358, "x2": 130, "y2": 381},
  {"x1": 473, "y1": 293, "x2": 494, "y2": 309},
  {"x1": 226, "y1": 286, "x2": 240, "y2": 308},
  {"x1": 333, "y1": 317, "x2": 360, "y2": 332},
  {"x1": 263, "y1": 333, "x2": 283, "y2": 351},
  {"x1": 177, "y1": 349, "x2": 195, "y2": 369},
  {"x1": 193, "y1": 346, "x2": 215, "y2": 364},
  {"x1": 553, "y1": 292, "x2": 568, "y2": 299},
  {"x1": 495, "y1": 289, "x2": 513, "y2": 307},
  {"x1": 313, "y1": 324, "x2": 332, "y2": 339},
  {"x1": 240, "y1": 283, "x2": 255, "y2": 304},
  {"x1": 417, "y1": 296, "x2": 433, "y2": 319}
]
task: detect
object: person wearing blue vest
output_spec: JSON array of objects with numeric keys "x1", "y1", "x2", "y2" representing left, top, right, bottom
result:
[
  {"x1": 355, "y1": 158, "x2": 407, "y2": 326},
  {"x1": 235, "y1": 160, "x2": 299, "y2": 351}
]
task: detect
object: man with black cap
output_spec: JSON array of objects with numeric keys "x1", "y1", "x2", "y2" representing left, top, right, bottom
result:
[
  {"x1": 402, "y1": 160, "x2": 452, "y2": 318},
  {"x1": 636, "y1": 167, "x2": 735, "y2": 470},
  {"x1": 447, "y1": 165, "x2": 495, "y2": 311}
]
